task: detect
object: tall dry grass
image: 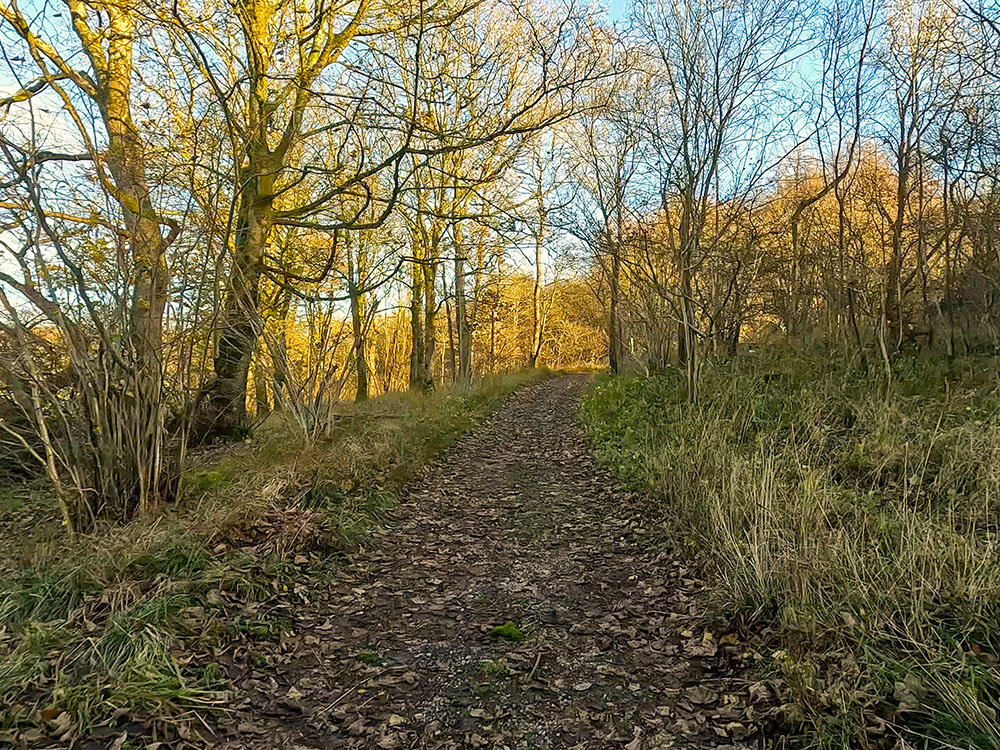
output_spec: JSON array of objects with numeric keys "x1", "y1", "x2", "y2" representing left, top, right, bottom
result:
[{"x1": 582, "y1": 351, "x2": 1000, "y2": 748}]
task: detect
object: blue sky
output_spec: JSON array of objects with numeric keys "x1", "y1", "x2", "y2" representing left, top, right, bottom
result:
[{"x1": 605, "y1": 0, "x2": 627, "y2": 20}]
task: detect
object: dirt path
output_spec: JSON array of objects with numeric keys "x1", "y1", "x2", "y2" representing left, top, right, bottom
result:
[{"x1": 220, "y1": 376, "x2": 768, "y2": 749}]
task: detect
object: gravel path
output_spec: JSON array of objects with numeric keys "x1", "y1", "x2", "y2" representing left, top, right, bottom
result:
[{"x1": 220, "y1": 376, "x2": 768, "y2": 749}]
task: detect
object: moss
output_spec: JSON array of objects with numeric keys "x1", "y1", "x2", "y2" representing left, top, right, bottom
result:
[{"x1": 489, "y1": 621, "x2": 525, "y2": 642}]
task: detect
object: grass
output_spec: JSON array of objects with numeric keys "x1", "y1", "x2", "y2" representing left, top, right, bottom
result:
[
  {"x1": 478, "y1": 657, "x2": 509, "y2": 676},
  {"x1": 580, "y1": 350, "x2": 1000, "y2": 749},
  {"x1": 357, "y1": 648, "x2": 383, "y2": 665},
  {"x1": 0, "y1": 369, "x2": 548, "y2": 745}
]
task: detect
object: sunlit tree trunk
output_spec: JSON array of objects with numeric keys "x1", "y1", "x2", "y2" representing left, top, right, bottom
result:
[
  {"x1": 529, "y1": 181, "x2": 546, "y2": 368},
  {"x1": 200, "y1": 158, "x2": 275, "y2": 437},
  {"x1": 421, "y1": 250, "x2": 438, "y2": 389},
  {"x1": 103, "y1": 3, "x2": 172, "y2": 512},
  {"x1": 188, "y1": 0, "x2": 370, "y2": 438},
  {"x1": 253, "y1": 344, "x2": 271, "y2": 418},
  {"x1": 271, "y1": 290, "x2": 293, "y2": 411}
]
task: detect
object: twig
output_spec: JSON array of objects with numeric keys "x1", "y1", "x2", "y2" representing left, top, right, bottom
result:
[
  {"x1": 526, "y1": 649, "x2": 543, "y2": 682},
  {"x1": 317, "y1": 668, "x2": 390, "y2": 714}
]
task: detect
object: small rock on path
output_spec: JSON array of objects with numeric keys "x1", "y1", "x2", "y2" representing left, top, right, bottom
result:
[{"x1": 221, "y1": 376, "x2": 768, "y2": 749}]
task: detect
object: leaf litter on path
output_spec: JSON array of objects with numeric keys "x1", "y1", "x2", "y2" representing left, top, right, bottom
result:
[{"x1": 215, "y1": 376, "x2": 775, "y2": 749}]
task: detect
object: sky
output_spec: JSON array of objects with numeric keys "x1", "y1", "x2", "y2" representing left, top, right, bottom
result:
[{"x1": 605, "y1": 0, "x2": 627, "y2": 20}]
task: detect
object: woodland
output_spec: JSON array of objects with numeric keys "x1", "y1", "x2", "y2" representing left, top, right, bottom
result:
[{"x1": 1, "y1": 0, "x2": 999, "y2": 746}]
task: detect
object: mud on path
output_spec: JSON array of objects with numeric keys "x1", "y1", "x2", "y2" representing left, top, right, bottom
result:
[{"x1": 220, "y1": 376, "x2": 769, "y2": 750}]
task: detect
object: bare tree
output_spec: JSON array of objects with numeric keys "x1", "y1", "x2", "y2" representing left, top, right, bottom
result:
[
  {"x1": 0, "y1": 0, "x2": 185, "y2": 523},
  {"x1": 634, "y1": 0, "x2": 808, "y2": 400}
]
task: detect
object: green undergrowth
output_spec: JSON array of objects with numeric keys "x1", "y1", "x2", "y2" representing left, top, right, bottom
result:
[
  {"x1": 581, "y1": 350, "x2": 1000, "y2": 748},
  {"x1": 0, "y1": 369, "x2": 548, "y2": 744}
]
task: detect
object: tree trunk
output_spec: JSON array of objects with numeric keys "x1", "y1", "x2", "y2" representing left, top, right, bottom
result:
[
  {"x1": 253, "y1": 343, "x2": 270, "y2": 418},
  {"x1": 529, "y1": 210, "x2": 545, "y2": 368},
  {"x1": 887, "y1": 138, "x2": 908, "y2": 356},
  {"x1": 445, "y1": 296, "x2": 456, "y2": 381},
  {"x1": 196, "y1": 163, "x2": 275, "y2": 439},
  {"x1": 942, "y1": 153, "x2": 955, "y2": 357},
  {"x1": 608, "y1": 238, "x2": 623, "y2": 374},
  {"x1": 271, "y1": 289, "x2": 292, "y2": 411},
  {"x1": 100, "y1": 4, "x2": 169, "y2": 376},
  {"x1": 99, "y1": 3, "x2": 170, "y2": 514},
  {"x1": 453, "y1": 221, "x2": 472, "y2": 382},
  {"x1": 676, "y1": 194, "x2": 698, "y2": 403},
  {"x1": 346, "y1": 238, "x2": 370, "y2": 402},
  {"x1": 679, "y1": 263, "x2": 697, "y2": 402},
  {"x1": 420, "y1": 253, "x2": 437, "y2": 389},
  {"x1": 728, "y1": 318, "x2": 742, "y2": 357},
  {"x1": 409, "y1": 251, "x2": 425, "y2": 390}
]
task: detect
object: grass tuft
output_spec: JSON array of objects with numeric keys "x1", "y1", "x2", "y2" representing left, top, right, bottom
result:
[
  {"x1": 478, "y1": 657, "x2": 509, "y2": 676},
  {"x1": 357, "y1": 648, "x2": 383, "y2": 665}
]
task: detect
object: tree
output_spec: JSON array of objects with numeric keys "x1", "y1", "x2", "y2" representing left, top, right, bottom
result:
[
  {"x1": 567, "y1": 76, "x2": 644, "y2": 373},
  {"x1": 635, "y1": 0, "x2": 807, "y2": 399},
  {"x1": 875, "y1": 0, "x2": 964, "y2": 360},
  {"x1": 0, "y1": 0, "x2": 181, "y2": 524}
]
